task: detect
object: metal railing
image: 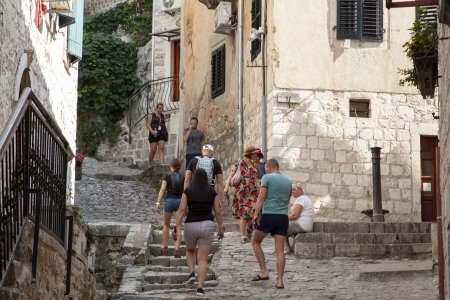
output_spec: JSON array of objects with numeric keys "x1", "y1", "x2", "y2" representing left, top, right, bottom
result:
[
  {"x1": 0, "y1": 88, "x2": 73, "y2": 287},
  {"x1": 127, "y1": 76, "x2": 180, "y2": 143}
]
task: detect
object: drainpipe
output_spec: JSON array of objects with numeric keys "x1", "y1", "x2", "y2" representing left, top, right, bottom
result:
[
  {"x1": 237, "y1": 0, "x2": 244, "y2": 157},
  {"x1": 436, "y1": 146, "x2": 444, "y2": 300},
  {"x1": 261, "y1": 0, "x2": 268, "y2": 159},
  {"x1": 151, "y1": 3, "x2": 156, "y2": 81}
]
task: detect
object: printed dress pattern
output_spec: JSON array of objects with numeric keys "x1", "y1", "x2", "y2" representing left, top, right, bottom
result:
[{"x1": 231, "y1": 160, "x2": 258, "y2": 219}]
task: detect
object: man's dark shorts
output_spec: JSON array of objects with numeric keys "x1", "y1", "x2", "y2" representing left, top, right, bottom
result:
[{"x1": 257, "y1": 214, "x2": 289, "y2": 236}]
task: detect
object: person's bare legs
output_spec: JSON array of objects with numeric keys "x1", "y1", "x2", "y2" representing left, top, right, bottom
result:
[
  {"x1": 274, "y1": 234, "x2": 286, "y2": 288},
  {"x1": 157, "y1": 140, "x2": 165, "y2": 164},
  {"x1": 162, "y1": 211, "x2": 172, "y2": 249},
  {"x1": 149, "y1": 142, "x2": 157, "y2": 166},
  {"x1": 185, "y1": 244, "x2": 197, "y2": 275},
  {"x1": 240, "y1": 218, "x2": 248, "y2": 238},
  {"x1": 251, "y1": 229, "x2": 269, "y2": 278},
  {"x1": 196, "y1": 244, "x2": 211, "y2": 289},
  {"x1": 174, "y1": 211, "x2": 181, "y2": 251},
  {"x1": 285, "y1": 236, "x2": 291, "y2": 253}
]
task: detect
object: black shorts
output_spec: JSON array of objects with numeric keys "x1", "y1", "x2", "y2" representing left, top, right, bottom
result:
[
  {"x1": 257, "y1": 214, "x2": 289, "y2": 236},
  {"x1": 148, "y1": 132, "x2": 168, "y2": 143}
]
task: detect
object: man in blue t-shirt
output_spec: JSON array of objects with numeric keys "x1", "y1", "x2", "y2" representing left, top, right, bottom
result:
[{"x1": 251, "y1": 158, "x2": 291, "y2": 289}]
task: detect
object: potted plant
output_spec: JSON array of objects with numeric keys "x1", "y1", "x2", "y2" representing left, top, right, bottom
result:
[{"x1": 400, "y1": 7, "x2": 438, "y2": 99}]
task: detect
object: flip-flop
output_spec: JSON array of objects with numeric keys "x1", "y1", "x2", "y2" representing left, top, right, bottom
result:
[
  {"x1": 276, "y1": 283, "x2": 284, "y2": 289},
  {"x1": 252, "y1": 274, "x2": 269, "y2": 281}
]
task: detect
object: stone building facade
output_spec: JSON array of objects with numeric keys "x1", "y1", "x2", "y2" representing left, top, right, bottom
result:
[
  {"x1": 179, "y1": 0, "x2": 439, "y2": 222},
  {"x1": 84, "y1": 0, "x2": 128, "y2": 16},
  {"x1": 438, "y1": 13, "x2": 450, "y2": 300},
  {"x1": 0, "y1": 1, "x2": 79, "y2": 197},
  {"x1": 94, "y1": 0, "x2": 184, "y2": 167}
]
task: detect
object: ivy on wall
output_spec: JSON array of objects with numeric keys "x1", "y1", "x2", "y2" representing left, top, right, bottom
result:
[{"x1": 78, "y1": 0, "x2": 152, "y2": 155}]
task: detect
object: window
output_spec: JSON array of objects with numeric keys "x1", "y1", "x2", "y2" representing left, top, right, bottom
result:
[
  {"x1": 211, "y1": 45, "x2": 226, "y2": 98},
  {"x1": 349, "y1": 99, "x2": 370, "y2": 118},
  {"x1": 251, "y1": 0, "x2": 261, "y2": 61},
  {"x1": 337, "y1": 0, "x2": 383, "y2": 41}
]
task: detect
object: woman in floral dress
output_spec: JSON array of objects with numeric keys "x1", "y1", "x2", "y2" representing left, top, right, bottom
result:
[{"x1": 224, "y1": 146, "x2": 262, "y2": 244}]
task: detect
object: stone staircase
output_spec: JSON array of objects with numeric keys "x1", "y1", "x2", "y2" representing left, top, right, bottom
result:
[
  {"x1": 294, "y1": 222, "x2": 433, "y2": 259},
  {"x1": 112, "y1": 225, "x2": 222, "y2": 299}
]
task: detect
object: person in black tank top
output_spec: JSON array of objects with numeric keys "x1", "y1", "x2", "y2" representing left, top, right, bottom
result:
[
  {"x1": 176, "y1": 168, "x2": 224, "y2": 297},
  {"x1": 155, "y1": 158, "x2": 184, "y2": 257}
]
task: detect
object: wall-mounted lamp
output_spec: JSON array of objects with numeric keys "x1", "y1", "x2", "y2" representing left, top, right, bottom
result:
[{"x1": 248, "y1": 26, "x2": 265, "y2": 42}]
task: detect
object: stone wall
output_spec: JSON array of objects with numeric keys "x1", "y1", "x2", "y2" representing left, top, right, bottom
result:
[
  {"x1": 0, "y1": 221, "x2": 96, "y2": 299},
  {"x1": 438, "y1": 22, "x2": 450, "y2": 299},
  {"x1": 84, "y1": 0, "x2": 129, "y2": 17},
  {"x1": 268, "y1": 90, "x2": 437, "y2": 222}
]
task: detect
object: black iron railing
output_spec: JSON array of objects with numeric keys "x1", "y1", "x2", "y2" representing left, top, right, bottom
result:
[
  {"x1": 127, "y1": 76, "x2": 180, "y2": 143},
  {"x1": 0, "y1": 88, "x2": 72, "y2": 287}
]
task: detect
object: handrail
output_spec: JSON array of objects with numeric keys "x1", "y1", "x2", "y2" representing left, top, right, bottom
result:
[
  {"x1": 127, "y1": 76, "x2": 180, "y2": 143},
  {"x1": 0, "y1": 88, "x2": 74, "y2": 159},
  {"x1": 0, "y1": 88, "x2": 72, "y2": 287}
]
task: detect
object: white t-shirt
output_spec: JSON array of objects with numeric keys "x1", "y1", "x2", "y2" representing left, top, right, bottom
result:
[{"x1": 291, "y1": 195, "x2": 314, "y2": 232}]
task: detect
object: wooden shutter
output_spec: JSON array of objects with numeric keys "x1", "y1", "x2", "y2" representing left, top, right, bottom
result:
[
  {"x1": 337, "y1": 0, "x2": 383, "y2": 41},
  {"x1": 361, "y1": 0, "x2": 383, "y2": 41},
  {"x1": 251, "y1": 0, "x2": 261, "y2": 61},
  {"x1": 211, "y1": 45, "x2": 226, "y2": 98},
  {"x1": 65, "y1": 0, "x2": 84, "y2": 63},
  {"x1": 337, "y1": 0, "x2": 359, "y2": 40}
]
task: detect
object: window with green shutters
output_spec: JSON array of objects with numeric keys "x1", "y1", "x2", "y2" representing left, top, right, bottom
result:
[
  {"x1": 251, "y1": 0, "x2": 261, "y2": 61},
  {"x1": 62, "y1": 0, "x2": 84, "y2": 63},
  {"x1": 337, "y1": 0, "x2": 383, "y2": 41},
  {"x1": 211, "y1": 45, "x2": 226, "y2": 98}
]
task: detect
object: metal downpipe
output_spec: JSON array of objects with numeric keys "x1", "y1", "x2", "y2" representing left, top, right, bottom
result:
[{"x1": 237, "y1": 0, "x2": 244, "y2": 157}]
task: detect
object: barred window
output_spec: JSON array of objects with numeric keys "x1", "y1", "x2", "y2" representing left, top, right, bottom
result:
[
  {"x1": 337, "y1": 0, "x2": 383, "y2": 41},
  {"x1": 211, "y1": 45, "x2": 226, "y2": 98},
  {"x1": 349, "y1": 99, "x2": 370, "y2": 118},
  {"x1": 251, "y1": 0, "x2": 261, "y2": 61}
]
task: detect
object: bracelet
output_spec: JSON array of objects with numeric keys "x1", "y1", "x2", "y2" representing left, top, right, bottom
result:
[{"x1": 156, "y1": 202, "x2": 160, "y2": 205}]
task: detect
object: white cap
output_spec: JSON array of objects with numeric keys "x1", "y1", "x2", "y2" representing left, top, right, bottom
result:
[{"x1": 202, "y1": 144, "x2": 214, "y2": 152}]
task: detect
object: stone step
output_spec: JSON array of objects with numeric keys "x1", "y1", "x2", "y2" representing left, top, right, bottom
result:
[
  {"x1": 147, "y1": 243, "x2": 220, "y2": 257},
  {"x1": 312, "y1": 222, "x2": 432, "y2": 234},
  {"x1": 143, "y1": 270, "x2": 216, "y2": 284},
  {"x1": 120, "y1": 286, "x2": 215, "y2": 299},
  {"x1": 141, "y1": 280, "x2": 219, "y2": 292},
  {"x1": 358, "y1": 260, "x2": 434, "y2": 281},
  {"x1": 147, "y1": 254, "x2": 213, "y2": 267},
  {"x1": 294, "y1": 232, "x2": 431, "y2": 245},
  {"x1": 295, "y1": 243, "x2": 432, "y2": 258}
]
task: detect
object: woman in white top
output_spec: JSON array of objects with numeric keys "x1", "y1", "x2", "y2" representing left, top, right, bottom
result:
[{"x1": 285, "y1": 183, "x2": 314, "y2": 253}]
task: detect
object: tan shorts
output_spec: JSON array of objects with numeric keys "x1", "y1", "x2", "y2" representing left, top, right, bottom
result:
[{"x1": 286, "y1": 221, "x2": 308, "y2": 237}]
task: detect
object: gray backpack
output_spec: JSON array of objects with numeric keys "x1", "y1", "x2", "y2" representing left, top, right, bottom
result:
[{"x1": 195, "y1": 156, "x2": 215, "y2": 184}]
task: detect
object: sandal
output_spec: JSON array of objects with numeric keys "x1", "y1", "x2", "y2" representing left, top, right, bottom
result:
[
  {"x1": 276, "y1": 283, "x2": 285, "y2": 289},
  {"x1": 174, "y1": 249, "x2": 181, "y2": 258},
  {"x1": 161, "y1": 246, "x2": 169, "y2": 256},
  {"x1": 241, "y1": 236, "x2": 250, "y2": 244}
]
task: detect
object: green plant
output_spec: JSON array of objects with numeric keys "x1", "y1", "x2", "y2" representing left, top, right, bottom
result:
[
  {"x1": 78, "y1": 1, "x2": 153, "y2": 155},
  {"x1": 399, "y1": 7, "x2": 438, "y2": 93},
  {"x1": 402, "y1": 8, "x2": 438, "y2": 59}
]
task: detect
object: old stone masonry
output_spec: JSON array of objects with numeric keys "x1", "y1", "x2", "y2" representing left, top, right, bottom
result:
[{"x1": 75, "y1": 158, "x2": 438, "y2": 299}]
